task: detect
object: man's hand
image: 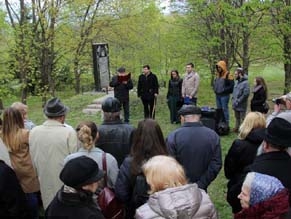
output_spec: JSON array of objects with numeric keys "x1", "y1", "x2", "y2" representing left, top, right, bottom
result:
[
  {"x1": 154, "y1": 93, "x2": 158, "y2": 97},
  {"x1": 273, "y1": 103, "x2": 281, "y2": 113}
]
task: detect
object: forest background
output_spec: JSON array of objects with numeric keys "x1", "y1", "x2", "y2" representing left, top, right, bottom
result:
[{"x1": 0, "y1": 0, "x2": 291, "y2": 218}]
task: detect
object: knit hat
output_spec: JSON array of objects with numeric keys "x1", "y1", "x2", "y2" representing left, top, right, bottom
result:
[
  {"x1": 244, "y1": 172, "x2": 285, "y2": 206},
  {"x1": 265, "y1": 117, "x2": 291, "y2": 148},
  {"x1": 60, "y1": 156, "x2": 104, "y2": 189},
  {"x1": 178, "y1": 105, "x2": 201, "y2": 116}
]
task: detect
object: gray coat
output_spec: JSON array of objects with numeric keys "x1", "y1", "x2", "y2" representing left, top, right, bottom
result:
[
  {"x1": 232, "y1": 78, "x2": 250, "y2": 112},
  {"x1": 135, "y1": 184, "x2": 217, "y2": 219}
]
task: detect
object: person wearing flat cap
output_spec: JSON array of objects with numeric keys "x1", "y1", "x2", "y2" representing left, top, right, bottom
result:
[
  {"x1": 166, "y1": 105, "x2": 222, "y2": 191},
  {"x1": 45, "y1": 156, "x2": 104, "y2": 219},
  {"x1": 227, "y1": 117, "x2": 291, "y2": 215},
  {"x1": 29, "y1": 97, "x2": 78, "y2": 209},
  {"x1": 109, "y1": 67, "x2": 133, "y2": 123},
  {"x1": 96, "y1": 97, "x2": 135, "y2": 167}
]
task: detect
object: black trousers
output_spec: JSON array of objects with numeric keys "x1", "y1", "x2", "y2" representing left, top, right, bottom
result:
[
  {"x1": 141, "y1": 98, "x2": 155, "y2": 119},
  {"x1": 119, "y1": 99, "x2": 130, "y2": 123}
]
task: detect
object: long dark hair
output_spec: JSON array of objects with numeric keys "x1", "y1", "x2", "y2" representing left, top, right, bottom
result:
[
  {"x1": 130, "y1": 119, "x2": 168, "y2": 175},
  {"x1": 170, "y1": 70, "x2": 180, "y2": 80},
  {"x1": 255, "y1": 76, "x2": 268, "y2": 98}
]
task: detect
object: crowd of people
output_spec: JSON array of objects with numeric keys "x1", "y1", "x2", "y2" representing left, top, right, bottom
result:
[{"x1": 0, "y1": 62, "x2": 291, "y2": 219}]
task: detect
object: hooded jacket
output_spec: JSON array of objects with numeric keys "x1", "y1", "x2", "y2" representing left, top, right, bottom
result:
[
  {"x1": 135, "y1": 184, "x2": 217, "y2": 219},
  {"x1": 214, "y1": 61, "x2": 234, "y2": 95}
]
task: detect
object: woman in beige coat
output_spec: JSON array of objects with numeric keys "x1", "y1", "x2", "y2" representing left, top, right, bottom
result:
[
  {"x1": 1, "y1": 107, "x2": 40, "y2": 218},
  {"x1": 135, "y1": 155, "x2": 217, "y2": 219}
]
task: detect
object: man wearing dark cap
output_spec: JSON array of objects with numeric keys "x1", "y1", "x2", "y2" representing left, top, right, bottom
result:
[
  {"x1": 166, "y1": 105, "x2": 222, "y2": 191},
  {"x1": 45, "y1": 156, "x2": 104, "y2": 218},
  {"x1": 227, "y1": 117, "x2": 291, "y2": 214},
  {"x1": 29, "y1": 97, "x2": 78, "y2": 209},
  {"x1": 109, "y1": 67, "x2": 133, "y2": 123},
  {"x1": 96, "y1": 97, "x2": 135, "y2": 167}
]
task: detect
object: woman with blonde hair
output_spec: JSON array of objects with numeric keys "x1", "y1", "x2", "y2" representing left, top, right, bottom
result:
[
  {"x1": 135, "y1": 155, "x2": 217, "y2": 218},
  {"x1": 1, "y1": 107, "x2": 40, "y2": 218},
  {"x1": 64, "y1": 121, "x2": 118, "y2": 188},
  {"x1": 224, "y1": 112, "x2": 266, "y2": 214}
]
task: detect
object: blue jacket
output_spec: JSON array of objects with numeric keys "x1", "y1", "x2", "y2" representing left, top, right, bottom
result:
[{"x1": 166, "y1": 122, "x2": 222, "y2": 191}]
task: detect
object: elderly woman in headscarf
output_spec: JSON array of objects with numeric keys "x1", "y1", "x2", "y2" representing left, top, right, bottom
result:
[{"x1": 235, "y1": 172, "x2": 289, "y2": 219}]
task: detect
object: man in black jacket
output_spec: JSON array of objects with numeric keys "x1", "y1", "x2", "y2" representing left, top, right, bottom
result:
[
  {"x1": 96, "y1": 97, "x2": 135, "y2": 167},
  {"x1": 109, "y1": 67, "x2": 133, "y2": 123},
  {"x1": 137, "y1": 65, "x2": 159, "y2": 119}
]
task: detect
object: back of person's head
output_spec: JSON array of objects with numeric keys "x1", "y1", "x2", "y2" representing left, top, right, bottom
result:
[
  {"x1": 2, "y1": 107, "x2": 25, "y2": 152},
  {"x1": 242, "y1": 172, "x2": 285, "y2": 207},
  {"x1": 76, "y1": 121, "x2": 98, "y2": 151},
  {"x1": 143, "y1": 155, "x2": 187, "y2": 194},
  {"x1": 102, "y1": 97, "x2": 121, "y2": 122},
  {"x1": 11, "y1": 102, "x2": 28, "y2": 118},
  {"x1": 238, "y1": 112, "x2": 266, "y2": 140},
  {"x1": 131, "y1": 119, "x2": 168, "y2": 175},
  {"x1": 265, "y1": 117, "x2": 291, "y2": 149}
]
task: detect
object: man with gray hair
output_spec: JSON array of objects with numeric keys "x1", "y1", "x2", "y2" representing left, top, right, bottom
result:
[
  {"x1": 166, "y1": 105, "x2": 222, "y2": 191},
  {"x1": 96, "y1": 97, "x2": 135, "y2": 167}
]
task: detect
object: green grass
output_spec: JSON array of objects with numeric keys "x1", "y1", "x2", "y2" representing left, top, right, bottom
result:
[{"x1": 2, "y1": 63, "x2": 286, "y2": 218}]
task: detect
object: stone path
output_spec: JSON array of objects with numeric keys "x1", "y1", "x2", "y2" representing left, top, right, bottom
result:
[{"x1": 82, "y1": 90, "x2": 114, "y2": 115}]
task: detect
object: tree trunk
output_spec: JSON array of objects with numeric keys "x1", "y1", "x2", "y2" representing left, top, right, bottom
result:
[{"x1": 283, "y1": 35, "x2": 291, "y2": 94}]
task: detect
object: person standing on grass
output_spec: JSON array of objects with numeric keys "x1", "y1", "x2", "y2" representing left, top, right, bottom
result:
[
  {"x1": 181, "y1": 62, "x2": 200, "y2": 106},
  {"x1": 167, "y1": 69, "x2": 183, "y2": 124},
  {"x1": 109, "y1": 67, "x2": 133, "y2": 123},
  {"x1": 29, "y1": 97, "x2": 78, "y2": 209},
  {"x1": 96, "y1": 97, "x2": 135, "y2": 167},
  {"x1": 1, "y1": 107, "x2": 40, "y2": 219},
  {"x1": 250, "y1": 76, "x2": 268, "y2": 114},
  {"x1": 137, "y1": 65, "x2": 159, "y2": 119},
  {"x1": 232, "y1": 68, "x2": 250, "y2": 133},
  {"x1": 166, "y1": 105, "x2": 222, "y2": 192},
  {"x1": 213, "y1": 59, "x2": 234, "y2": 128}
]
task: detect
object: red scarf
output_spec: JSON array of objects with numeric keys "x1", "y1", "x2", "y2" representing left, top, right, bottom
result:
[{"x1": 234, "y1": 189, "x2": 289, "y2": 219}]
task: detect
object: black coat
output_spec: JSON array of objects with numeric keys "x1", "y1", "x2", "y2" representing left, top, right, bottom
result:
[
  {"x1": 96, "y1": 120, "x2": 135, "y2": 167},
  {"x1": 224, "y1": 129, "x2": 264, "y2": 213},
  {"x1": 137, "y1": 72, "x2": 159, "y2": 100},
  {"x1": 0, "y1": 160, "x2": 31, "y2": 219},
  {"x1": 251, "y1": 85, "x2": 267, "y2": 113},
  {"x1": 227, "y1": 151, "x2": 291, "y2": 214},
  {"x1": 109, "y1": 75, "x2": 133, "y2": 102},
  {"x1": 166, "y1": 78, "x2": 183, "y2": 98},
  {"x1": 115, "y1": 157, "x2": 149, "y2": 219},
  {"x1": 45, "y1": 188, "x2": 104, "y2": 219}
]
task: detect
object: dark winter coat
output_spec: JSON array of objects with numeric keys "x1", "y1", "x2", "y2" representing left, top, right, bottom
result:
[
  {"x1": 45, "y1": 188, "x2": 104, "y2": 219},
  {"x1": 95, "y1": 120, "x2": 135, "y2": 167},
  {"x1": 137, "y1": 72, "x2": 159, "y2": 100},
  {"x1": 115, "y1": 157, "x2": 149, "y2": 219},
  {"x1": 0, "y1": 160, "x2": 31, "y2": 219},
  {"x1": 166, "y1": 122, "x2": 222, "y2": 191},
  {"x1": 251, "y1": 85, "x2": 267, "y2": 113},
  {"x1": 109, "y1": 75, "x2": 133, "y2": 102},
  {"x1": 227, "y1": 151, "x2": 291, "y2": 214},
  {"x1": 224, "y1": 128, "x2": 264, "y2": 213}
]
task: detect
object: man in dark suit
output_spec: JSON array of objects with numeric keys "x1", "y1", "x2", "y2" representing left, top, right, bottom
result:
[{"x1": 137, "y1": 65, "x2": 159, "y2": 119}]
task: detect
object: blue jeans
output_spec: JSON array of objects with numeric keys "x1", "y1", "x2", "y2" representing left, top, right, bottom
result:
[{"x1": 216, "y1": 94, "x2": 230, "y2": 125}]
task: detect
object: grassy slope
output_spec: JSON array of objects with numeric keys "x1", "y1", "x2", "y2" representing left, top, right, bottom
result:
[{"x1": 2, "y1": 64, "x2": 284, "y2": 218}]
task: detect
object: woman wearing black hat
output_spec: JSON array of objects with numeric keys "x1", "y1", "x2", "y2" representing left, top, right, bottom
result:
[{"x1": 45, "y1": 156, "x2": 105, "y2": 219}]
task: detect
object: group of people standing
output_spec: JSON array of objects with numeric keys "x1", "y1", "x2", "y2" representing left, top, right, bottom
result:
[{"x1": 213, "y1": 59, "x2": 268, "y2": 132}]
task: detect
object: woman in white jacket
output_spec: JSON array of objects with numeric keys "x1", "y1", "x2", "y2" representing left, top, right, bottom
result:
[{"x1": 135, "y1": 155, "x2": 217, "y2": 219}]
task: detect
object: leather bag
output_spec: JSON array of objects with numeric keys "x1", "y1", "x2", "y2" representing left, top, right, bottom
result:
[{"x1": 98, "y1": 153, "x2": 124, "y2": 219}]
